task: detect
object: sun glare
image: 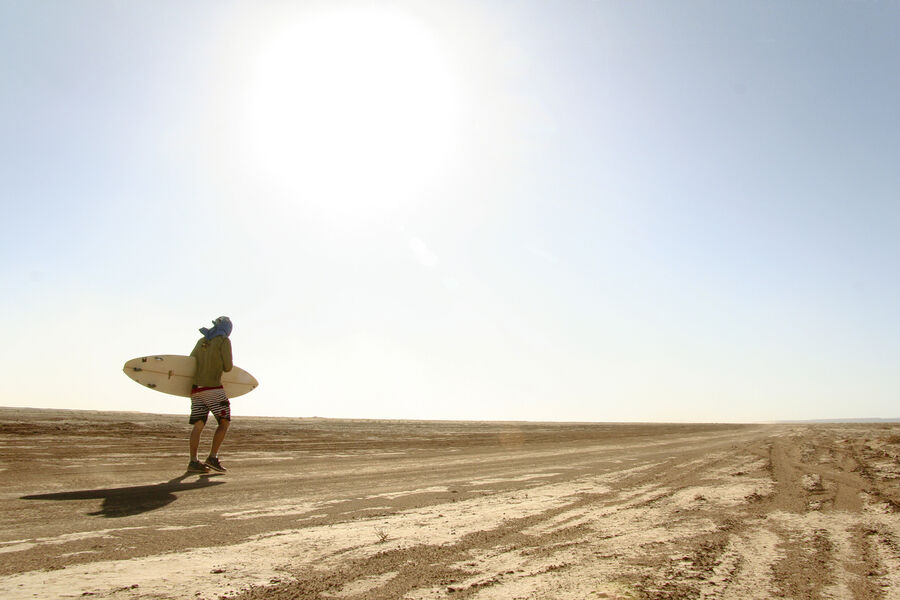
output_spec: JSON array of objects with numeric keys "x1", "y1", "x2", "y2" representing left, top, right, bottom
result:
[{"x1": 247, "y1": 9, "x2": 460, "y2": 217}]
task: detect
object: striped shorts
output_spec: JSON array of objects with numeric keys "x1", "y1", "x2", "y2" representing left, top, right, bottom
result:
[{"x1": 189, "y1": 386, "x2": 231, "y2": 424}]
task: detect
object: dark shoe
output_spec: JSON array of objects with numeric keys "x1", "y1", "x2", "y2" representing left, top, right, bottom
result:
[
  {"x1": 204, "y1": 457, "x2": 227, "y2": 472},
  {"x1": 187, "y1": 460, "x2": 209, "y2": 473}
]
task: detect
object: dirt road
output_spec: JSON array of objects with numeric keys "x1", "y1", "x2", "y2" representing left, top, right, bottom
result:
[{"x1": 0, "y1": 408, "x2": 897, "y2": 599}]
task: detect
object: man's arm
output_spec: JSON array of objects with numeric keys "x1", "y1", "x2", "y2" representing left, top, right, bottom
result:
[{"x1": 221, "y1": 338, "x2": 233, "y2": 372}]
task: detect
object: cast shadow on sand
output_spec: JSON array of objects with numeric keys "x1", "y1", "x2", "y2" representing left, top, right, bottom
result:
[{"x1": 21, "y1": 473, "x2": 225, "y2": 518}]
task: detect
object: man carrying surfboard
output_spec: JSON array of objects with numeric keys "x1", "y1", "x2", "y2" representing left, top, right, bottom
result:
[{"x1": 188, "y1": 316, "x2": 234, "y2": 473}]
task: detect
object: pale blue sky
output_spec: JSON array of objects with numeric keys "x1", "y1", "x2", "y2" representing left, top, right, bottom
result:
[{"x1": 2, "y1": 0, "x2": 898, "y2": 422}]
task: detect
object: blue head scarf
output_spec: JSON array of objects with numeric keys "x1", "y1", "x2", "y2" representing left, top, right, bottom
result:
[{"x1": 200, "y1": 316, "x2": 232, "y2": 340}]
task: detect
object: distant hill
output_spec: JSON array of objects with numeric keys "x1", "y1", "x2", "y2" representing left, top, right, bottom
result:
[{"x1": 777, "y1": 417, "x2": 900, "y2": 424}]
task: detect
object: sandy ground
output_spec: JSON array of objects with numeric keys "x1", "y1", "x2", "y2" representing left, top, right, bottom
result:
[{"x1": 0, "y1": 408, "x2": 898, "y2": 600}]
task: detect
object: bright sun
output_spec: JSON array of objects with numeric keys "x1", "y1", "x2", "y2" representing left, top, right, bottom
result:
[{"x1": 247, "y1": 8, "x2": 460, "y2": 216}]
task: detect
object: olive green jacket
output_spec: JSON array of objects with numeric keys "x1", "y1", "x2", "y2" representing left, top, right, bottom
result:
[{"x1": 190, "y1": 336, "x2": 233, "y2": 388}]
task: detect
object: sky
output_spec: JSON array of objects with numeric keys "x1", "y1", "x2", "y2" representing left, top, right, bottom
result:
[{"x1": 1, "y1": 0, "x2": 898, "y2": 423}]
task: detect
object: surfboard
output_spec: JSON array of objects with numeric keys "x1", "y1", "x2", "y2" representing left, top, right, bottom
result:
[{"x1": 122, "y1": 355, "x2": 258, "y2": 398}]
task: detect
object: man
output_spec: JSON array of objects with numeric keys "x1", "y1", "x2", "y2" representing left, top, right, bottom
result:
[{"x1": 187, "y1": 316, "x2": 233, "y2": 473}]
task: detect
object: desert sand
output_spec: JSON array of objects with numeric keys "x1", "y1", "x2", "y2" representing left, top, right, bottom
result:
[{"x1": 0, "y1": 407, "x2": 897, "y2": 600}]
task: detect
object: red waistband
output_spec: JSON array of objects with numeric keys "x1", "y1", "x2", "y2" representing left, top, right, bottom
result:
[{"x1": 191, "y1": 385, "x2": 224, "y2": 393}]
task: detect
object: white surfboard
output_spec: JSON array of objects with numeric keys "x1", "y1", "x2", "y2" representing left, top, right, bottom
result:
[{"x1": 123, "y1": 355, "x2": 258, "y2": 398}]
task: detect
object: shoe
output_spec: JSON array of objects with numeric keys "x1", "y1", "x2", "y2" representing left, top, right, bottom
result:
[
  {"x1": 187, "y1": 460, "x2": 209, "y2": 473},
  {"x1": 204, "y1": 457, "x2": 227, "y2": 473}
]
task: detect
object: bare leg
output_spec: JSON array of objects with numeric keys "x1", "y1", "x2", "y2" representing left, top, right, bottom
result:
[
  {"x1": 208, "y1": 419, "x2": 230, "y2": 458},
  {"x1": 189, "y1": 420, "x2": 205, "y2": 461}
]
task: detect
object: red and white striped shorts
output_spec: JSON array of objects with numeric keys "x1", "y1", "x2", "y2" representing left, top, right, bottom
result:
[{"x1": 189, "y1": 386, "x2": 231, "y2": 424}]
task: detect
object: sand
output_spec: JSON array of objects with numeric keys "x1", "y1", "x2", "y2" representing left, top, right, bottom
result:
[{"x1": 0, "y1": 407, "x2": 898, "y2": 599}]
